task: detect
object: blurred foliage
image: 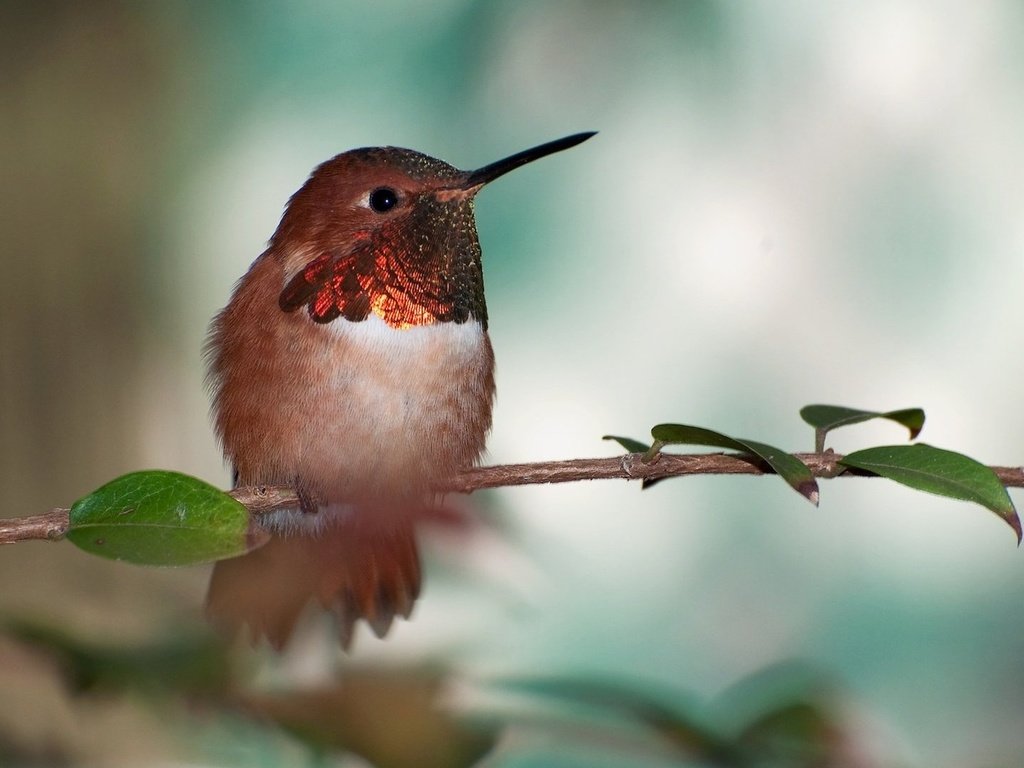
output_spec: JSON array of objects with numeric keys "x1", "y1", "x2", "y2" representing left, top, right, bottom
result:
[
  {"x1": 2, "y1": 620, "x2": 233, "y2": 699},
  {"x1": 0, "y1": 619, "x2": 866, "y2": 768},
  {"x1": 237, "y1": 673, "x2": 497, "y2": 768}
]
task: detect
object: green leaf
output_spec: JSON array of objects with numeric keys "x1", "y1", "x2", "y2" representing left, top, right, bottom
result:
[
  {"x1": 800, "y1": 404, "x2": 925, "y2": 452},
  {"x1": 602, "y1": 435, "x2": 651, "y2": 453},
  {"x1": 650, "y1": 424, "x2": 818, "y2": 505},
  {"x1": 68, "y1": 470, "x2": 268, "y2": 566},
  {"x1": 839, "y1": 444, "x2": 1021, "y2": 541}
]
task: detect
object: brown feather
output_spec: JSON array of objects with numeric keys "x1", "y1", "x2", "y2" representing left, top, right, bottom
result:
[{"x1": 206, "y1": 514, "x2": 421, "y2": 650}]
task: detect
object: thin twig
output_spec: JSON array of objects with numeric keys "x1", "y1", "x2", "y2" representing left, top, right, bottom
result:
[
  {"x1": 0, "y1": 508, "x2": 71, "y2": 544},
  {"x1": 3, "y1": 453, "x2": 1024, "y2": 546}
]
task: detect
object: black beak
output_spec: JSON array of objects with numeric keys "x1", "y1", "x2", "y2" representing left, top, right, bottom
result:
[{"x1": 464, "y1": 132, "x2": 597, "y2": 189}]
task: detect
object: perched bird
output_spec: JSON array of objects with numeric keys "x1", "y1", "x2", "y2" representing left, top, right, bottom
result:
[{"x1": 204, "y1": 132, "x2": 595, "y2": 648}]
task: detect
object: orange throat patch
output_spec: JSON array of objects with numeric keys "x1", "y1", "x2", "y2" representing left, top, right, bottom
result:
[{"x1": 280, "y1": 235, "x2": 485, "y2": 330}]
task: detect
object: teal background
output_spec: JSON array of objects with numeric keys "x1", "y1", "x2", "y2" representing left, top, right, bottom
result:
[{"x1": 2, "y1": 2, "x2": 1024, "y2": 765}]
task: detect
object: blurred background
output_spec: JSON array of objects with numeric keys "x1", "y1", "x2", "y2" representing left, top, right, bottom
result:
[{"x1": 3, "y1": 1, "x2": 1024, "y2": 766}]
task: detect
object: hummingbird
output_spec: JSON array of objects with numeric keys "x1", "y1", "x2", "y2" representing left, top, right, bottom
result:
[{"x1": 204, "y1": 131, "x2": 595, "y2": 648}]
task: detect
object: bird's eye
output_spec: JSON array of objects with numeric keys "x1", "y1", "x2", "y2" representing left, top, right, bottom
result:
[{"x1": 368, "y1": 187, "x2": 399, "y2": 213}]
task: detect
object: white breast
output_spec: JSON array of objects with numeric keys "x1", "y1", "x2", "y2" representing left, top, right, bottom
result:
[
  {"x1": 291, "y1": 313, "x2": 495, "y2": 503},
  {"x1": 323, "y1": 312, "x2": 486, "y2": 364}
]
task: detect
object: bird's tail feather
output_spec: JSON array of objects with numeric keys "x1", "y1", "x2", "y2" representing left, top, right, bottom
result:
[{"x1": 205, "y1": 516, "x2": 421, "y2": 650}]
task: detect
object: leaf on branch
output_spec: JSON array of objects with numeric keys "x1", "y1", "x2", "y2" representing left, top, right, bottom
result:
[
  {"x1": 799, "y1": 404, "x2": 925, "y2": 453},
  {"x1": 839, "y1": 444, "x2": 1021, "y2": 542},
  {"x1": 67, "y1": 470, "x2": 270, "y2": 566},
  {"x1": 649, "y1": 424, "x2": 819, "y2": 505},
  {"x1": 602, "y1": 435, "x2": 651, "y2": 454}
]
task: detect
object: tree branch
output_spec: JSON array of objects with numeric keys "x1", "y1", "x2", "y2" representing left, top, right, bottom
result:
[
  {"x1": 4, "y1": 452, "x2": 1024, "y2": 546},
  {"x1": 0, "y1": 508, "x2": 71, "y2": 544}
]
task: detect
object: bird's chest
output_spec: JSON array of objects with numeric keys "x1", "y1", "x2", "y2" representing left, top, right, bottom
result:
[
  {"x1": 253, "y1": 314, "x2": 495, "y2": 500},
  {"x1": 311, "y1": 315, "x2": 487, "y2": 437}
]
